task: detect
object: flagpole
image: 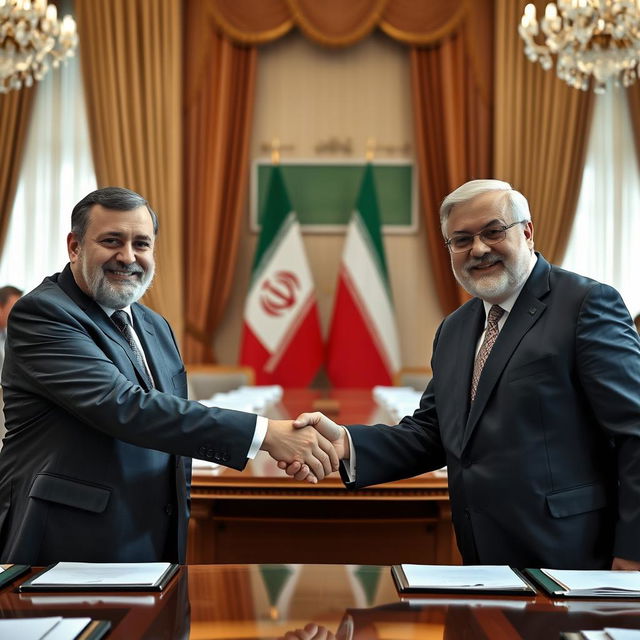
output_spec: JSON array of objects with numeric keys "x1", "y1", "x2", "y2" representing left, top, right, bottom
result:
[
  {"x1": 365, "y1": 136, "x2": 376, "y2": 162},
  {"x1": 271, "y1": 137, "x2": 280, "y2": 165}
]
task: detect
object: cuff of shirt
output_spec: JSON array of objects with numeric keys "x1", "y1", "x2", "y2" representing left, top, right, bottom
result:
[
  {"x1": 342, "y1": 427, "x2": 356, "y2": 481},
  {"x1": 247, "y1": 415, "x2": 268, "y2": 459}
]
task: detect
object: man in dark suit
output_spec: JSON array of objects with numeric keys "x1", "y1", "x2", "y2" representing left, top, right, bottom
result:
[
  {"x1": 285, "y1": 179, "x2": 640, "y2": 570},
  {"x1": 0, "y1": 186, "x2": 337, "y2": 565}
]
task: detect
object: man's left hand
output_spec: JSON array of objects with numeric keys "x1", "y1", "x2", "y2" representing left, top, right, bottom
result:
[
  {"x1": 612, "y1": 556, "x2": 640, "y2": 570},
  {"x1": 261, "y1": 419, "x2": 339, "y2": 483}
]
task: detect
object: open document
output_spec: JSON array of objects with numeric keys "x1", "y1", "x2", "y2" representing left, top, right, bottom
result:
[
  {"x1": 0, "y1": 617, "x2": 110, "y2": 640},
  {"x1": 19, "y1": 562, "x2": 178, "y2": 592},
  {"x1": 526, "y1": 569, "x2": 640, "y2": 598},
  {"x1": 392, "y1": 564, "x2": 536, "y2": 595}
]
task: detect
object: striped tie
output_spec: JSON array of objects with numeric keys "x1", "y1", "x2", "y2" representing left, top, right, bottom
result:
[
  {"x1": 111, "y1": 310, "x2": 154, "y2": 389},
  {"x1": 470, "y1": 304, "x2": 504, "y2": 401}
]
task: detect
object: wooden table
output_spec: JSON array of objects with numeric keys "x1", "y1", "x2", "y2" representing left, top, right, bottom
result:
[
  {"x1": 189, "y1": 389, "x2": 458, "y2": 566},
  {"x1": 3, "y1": 564, "x2": 640, "y2": 639}
]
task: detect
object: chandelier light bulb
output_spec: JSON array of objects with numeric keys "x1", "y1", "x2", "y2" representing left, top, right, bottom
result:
[
  {"x1": 519, "y1": 0, "x2": 640, "y2": 93},
  {"x1": 0, "y1": 0, "x2": 78, "y2": 93}
]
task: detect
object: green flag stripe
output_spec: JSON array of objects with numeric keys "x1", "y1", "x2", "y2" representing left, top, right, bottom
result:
[
  {"x1": 253, "y1": 165, "x2": 292, "y2": 272},
  {"x1": 356, "y1": 164, "x2": 390, "y2": 282}
]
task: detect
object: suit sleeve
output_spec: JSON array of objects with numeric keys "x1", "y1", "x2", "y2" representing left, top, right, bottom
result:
[
  {"x1": 576, "y1": 283, "x2": 640, "y2": 561},
  {"x1": 7, "y1": 293, "x2": 256, "y2": 470},
  {"x1": 340, "y1": 324, "x2": 447, "y2": 489}
]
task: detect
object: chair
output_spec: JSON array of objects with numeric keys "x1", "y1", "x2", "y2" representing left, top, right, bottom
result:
[
  {"x1": 186, "y1": 364, "x2": 255, "y2": 401},
  {"x1": 393, "y1": 366, "x2": 432, "y2": 392}
]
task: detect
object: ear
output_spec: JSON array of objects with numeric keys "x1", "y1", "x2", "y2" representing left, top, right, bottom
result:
[
  {"x1": 523, "y1": 221, "x2": 534, "y2": 249},
  {"x1": 67, "y1": 232, "x2": 81, "y2": 263}
]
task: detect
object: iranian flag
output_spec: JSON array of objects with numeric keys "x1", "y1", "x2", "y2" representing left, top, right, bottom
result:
[
  {"x1": 327, "y1": 164, "x2": 401, "y2": 387},
  {"x1": 239, "y1": 165, "x2": 323, "y2": 386}
]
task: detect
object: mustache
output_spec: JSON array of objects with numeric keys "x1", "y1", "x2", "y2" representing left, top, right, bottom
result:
[
  {"x1": 102, "y1": 261, "x2": 144, "y2": 276},
  {"x1": 465, "y1": 255, "x2": 502, "y2": 270}
]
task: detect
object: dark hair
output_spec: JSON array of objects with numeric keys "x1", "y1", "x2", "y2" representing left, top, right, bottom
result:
[
  {"x1": 0, "y1": 285, "x2": 22, "y2": 306},
  {"x1": 71, "y1": 187, "x2": 159, "y2": 241}
]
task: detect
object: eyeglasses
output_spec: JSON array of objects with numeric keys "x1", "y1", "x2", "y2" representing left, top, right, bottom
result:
[{"x1": 444, "y1": 220, "x2": 527, "y2": 254}]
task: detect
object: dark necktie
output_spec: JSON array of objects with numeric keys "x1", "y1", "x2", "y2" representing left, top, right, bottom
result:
[
  {"x1": 111, "y1": 310, "x2": 154, "y2": 389},
  {"x1": 470, "y1": 304, "x2": 504, "y2": 401}
]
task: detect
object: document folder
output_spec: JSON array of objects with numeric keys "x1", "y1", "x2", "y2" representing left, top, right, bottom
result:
[
  {"x1": 0, "y1": 563, "x2": 30, "y2": 589},
  {"x1": 391, "y1": 564, "x2": 536, "y2": 596},
  {"x1": 0, "y1": 616, "x2": 110, "y2": 640},
  {"x1": 524, "y1": 568, "x2": 640, "y2": 599},
  {"x1": 19, "y1": 562, "x2": 179, "y2": 592}
]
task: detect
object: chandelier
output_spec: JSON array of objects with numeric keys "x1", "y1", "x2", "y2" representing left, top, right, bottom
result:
[
  {"x1": 0, "y1": 0, "x2": 78, "y2": 94},
  {"x1": 519, "y1": 1, "x2": 640, "y2": 93}
]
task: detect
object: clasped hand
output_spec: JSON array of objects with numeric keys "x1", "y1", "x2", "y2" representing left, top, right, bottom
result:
[{"x1": 262, "y1": 412, "x2": 348, "y2": 484}]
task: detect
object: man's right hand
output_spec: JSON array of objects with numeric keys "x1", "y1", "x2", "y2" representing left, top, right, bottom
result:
[
  {"x1": 262, "y1": 419, "x2": 339, "y2": 483},
  {"x1": 277, "y1": 412, "x2": 349, "y2": 481}
]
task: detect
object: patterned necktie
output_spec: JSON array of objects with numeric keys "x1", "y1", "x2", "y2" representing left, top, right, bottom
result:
[
  {"x1": 111, "y1": 310, "x2": 154, "y2": 389},
  {"x1": 470, "y1": 304, "x2": 504, "y2": 402}
]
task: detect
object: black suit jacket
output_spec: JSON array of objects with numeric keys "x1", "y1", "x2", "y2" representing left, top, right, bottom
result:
[
  {"x1": 0, "y1": 265, "x2": 256, "y2": 564},
  {"x1": 343, "y1": 255, "x2": 640, "y2": 568}
]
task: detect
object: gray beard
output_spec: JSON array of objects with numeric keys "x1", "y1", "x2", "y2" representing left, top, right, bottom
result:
[
  {"x1": 82, "y1": 259, "x2": 154, "y2": 309},
  {"x1": 454, "y1": 253, "x2": 531, "y2": 303}
]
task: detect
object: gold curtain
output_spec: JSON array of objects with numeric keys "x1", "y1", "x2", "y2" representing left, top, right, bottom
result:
[
  {"x1": 494, "y1": 0, "x2": 594, "y2": 263},
  {"x1": 183, "y1": 2, "x2": 257, "y2": 363},
  {"x1": 410, "y1": 0, "x2": 494, "y2": 313},
  {"x1": 75, "y1": 0, "x2": 184, "y2": 338},
  {"x1": 627, "y1": 84, "x2": 640, "y2": 167},
  {"x1": 0, "y1": 88, "x2": 36, "y2": 254},
  {"x1": 207, "y1": 0, "x2": 468, "y2": 46}
]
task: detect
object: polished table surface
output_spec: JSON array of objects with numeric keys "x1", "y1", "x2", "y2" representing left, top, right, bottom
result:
[{"x1": 2, "y1": 564, "x2": 640, "y2": 639}]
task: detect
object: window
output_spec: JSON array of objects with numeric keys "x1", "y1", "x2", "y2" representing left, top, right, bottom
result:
[
  {"x1": 0, "y1": 49, "x2": 96, "y2": 292},
  {"x1": 562, "y1": 85, "x2": 640, "y2": 318}
]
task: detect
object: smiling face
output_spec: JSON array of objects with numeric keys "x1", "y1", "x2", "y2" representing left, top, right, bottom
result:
[
  {"x1": 68, "y1": 204, "x2": 156, "y2": 309},
  {"x1": 445, "y1": 191, "x2": 535, "y2": 304}
]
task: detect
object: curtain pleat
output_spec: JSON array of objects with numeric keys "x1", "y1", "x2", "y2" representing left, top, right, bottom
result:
[
  {"x1": 183, "y1": 10, "x2": 257, "y2": 363},
  {"x1": 75, "y1": 0, "x2": 184, "y2": 339},
  {"x1": 410, "y1": 0, "x2": 494, "y2": 314},
  {"x1": 494, "y1": 0, "x2": 594, "y2": 264},
  {"x1": 0, "y1": 88, "x2": 36, "y2": 254}
]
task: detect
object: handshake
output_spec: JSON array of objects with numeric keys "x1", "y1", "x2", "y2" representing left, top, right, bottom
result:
[{"x1": 260, "y1": 412, "x2": 351, "y2": 483}]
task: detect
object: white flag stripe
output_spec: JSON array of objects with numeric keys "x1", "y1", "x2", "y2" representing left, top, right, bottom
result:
[
  {"x1": 245, "y1": 219, "x2": 314, "y2": 353},
  {"x1": 343, "y1": 217, "x2": 401, "y2": 373},
  {"x1": 264, "y1": 291, "x2": 316, "y2": 373}
]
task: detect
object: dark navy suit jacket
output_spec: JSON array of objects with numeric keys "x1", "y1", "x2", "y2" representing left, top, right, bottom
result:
[
  {"x1": 343, "y1": 254, "x2": 640, "y2": 568},
  {"x1": 0, "y1": 265, "x2": 256, "y2": 564}
]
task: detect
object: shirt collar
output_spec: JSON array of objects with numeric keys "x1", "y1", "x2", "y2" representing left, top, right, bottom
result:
[
  {"x1": 482, "y1": 252, "x2": 538, "y2": 318},
  {"x1": 100, "y1": 304, "x2": 134, "y2": 326}
]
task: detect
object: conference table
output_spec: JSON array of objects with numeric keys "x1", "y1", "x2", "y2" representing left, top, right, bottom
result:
[
  {"x1": 189, "y1": 389, "x2": 457, "y2": 566},
  {"x1": 2, "y1": 563, "x2": 640, "y2": 639}
]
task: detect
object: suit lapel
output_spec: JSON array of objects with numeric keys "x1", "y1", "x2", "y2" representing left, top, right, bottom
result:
[
  {"x1": 132, "y1": 305, "x2": 170, "y2": 392},
  {"x1": 461, "y1": 255, "x2": 551, "y2": 451}
]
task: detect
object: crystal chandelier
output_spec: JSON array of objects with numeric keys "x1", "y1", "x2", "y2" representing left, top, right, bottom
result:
[
  {"x1": 519, "y1": 1, "x2": 640, "y2": 93},
  {"x1": 0, "y1": 0, "x2": 78, "y2": 94}
]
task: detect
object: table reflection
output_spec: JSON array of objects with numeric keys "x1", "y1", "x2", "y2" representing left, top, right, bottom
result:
[{"x1": 187, "y1": 565, "x2": 640, "y2": 640}]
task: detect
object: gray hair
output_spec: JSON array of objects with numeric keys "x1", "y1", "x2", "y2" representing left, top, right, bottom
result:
[
  {"x1": 440, "y1": 179, "x2": 531, "y2": 236},
  {"x1": 71, "y1": 187, "x2": 159, "y2": 241}
]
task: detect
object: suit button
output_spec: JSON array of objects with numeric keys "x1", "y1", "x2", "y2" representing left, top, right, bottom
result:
[
  {"x1": 197, "y1": 445, "x2": 207, "y2": 457},
  {"x1": 206, "y1": 448, "x2": 215, "y2": 459},
  {"x1": 165, "y1": 504, "x2": 174, "y2": 516}
]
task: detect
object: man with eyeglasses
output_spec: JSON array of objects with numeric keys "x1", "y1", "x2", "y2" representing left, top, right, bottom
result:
[{"x1": 284, "y1": 179, "x2": 640, "y2": 571}]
